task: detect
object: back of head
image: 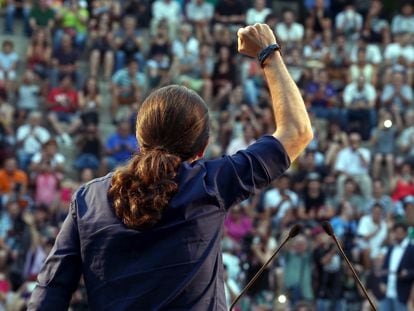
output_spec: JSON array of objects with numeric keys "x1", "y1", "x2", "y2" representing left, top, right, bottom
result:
[{"x1": 108, "y1": 85, "x2": 210, "y2": 230}]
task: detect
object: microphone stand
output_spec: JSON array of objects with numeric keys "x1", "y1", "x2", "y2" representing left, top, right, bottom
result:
[
  {"x1": 321, "y1": 221, "x2": 377, "y2": 311},
  {"x1": 229, "y1": 224, "x2": 301, "y2": 311}
]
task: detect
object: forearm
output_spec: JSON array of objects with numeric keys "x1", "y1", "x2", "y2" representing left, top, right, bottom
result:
[{"x1": 264, "y1": 53, "x2": 313, "y2": 160}]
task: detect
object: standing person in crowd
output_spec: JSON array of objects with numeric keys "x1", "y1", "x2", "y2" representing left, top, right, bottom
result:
[
  {"x1": 380, "y1": 223, "x2": 414, "y2": 311},
  {"x1": 28, "y1": 24, "x2": 312, "y2": 310}
]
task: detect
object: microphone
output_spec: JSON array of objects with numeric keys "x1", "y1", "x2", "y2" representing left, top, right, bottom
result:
[
  {"x1": 321, "y1": 221, "x2": 377, "y2": 311},
  {"x1": 229, "y1": 224, "x2": 302, "y2": 311}
]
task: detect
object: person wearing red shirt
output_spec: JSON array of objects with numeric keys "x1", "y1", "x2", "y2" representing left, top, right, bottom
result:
[{"x1": 46, "y1": 74, "x2": 81, "y2": 145}]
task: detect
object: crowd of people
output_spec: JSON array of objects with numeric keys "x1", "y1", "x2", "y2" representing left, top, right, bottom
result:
[{"x1": 0, "y1": 0, "x2": 413, "y2": 310}]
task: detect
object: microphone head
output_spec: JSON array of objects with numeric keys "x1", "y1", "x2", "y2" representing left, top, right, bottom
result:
[
  {"x1": 321, "y1": 221, "x2": 334, "y2": 236},
  {"x1": 288, "y1": 224, "x2": 302, "y2": 238}
]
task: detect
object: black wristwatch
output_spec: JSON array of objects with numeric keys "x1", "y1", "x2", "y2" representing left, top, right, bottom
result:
[{"x1": 257, "y1": 44, "x2": 282, "y2": 67}]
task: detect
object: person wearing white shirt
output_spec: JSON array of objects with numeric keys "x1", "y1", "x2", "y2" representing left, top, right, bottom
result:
[
  {"x1": 172, "y1": 23, "x2": 199, "y2": 61},
  {"x1": 16, "y1": 111, "x2": 50, "y2": 170},
  {"x1": 185, "y1": 0, "x2": 214, "y2": 42},
  {"x1": 151, "y1": 0, "x2": 182, "y2": 39},
  {"x1": 350, "y1": 38, "x2": 382, "y2": 65},
  {"x1": 264, "y1": 175, "x2": 299, "y2": 225},
  {"x1": 343, "y1": 76, "x2": 377, "y2": 140},
  {"x1": 391, "y1": 2, "x2": 414, "y2": 35},
  {"x1": 246, "y1": 0, "x2": 271, "y2": 25},
  {"x1": 381, "y1": 71, "x2": 413, "y2": 112},
  {"x1": 335, "y1": 132, "x2": 372, "y2": 199},
  {"x1": 357, "y1": 203, "x2": 388, "y2": 267},
  {"x1": 335, "y1": 5, "x2": 363, "y2": 41},
  {"x1": 226, "y1": 125, "x2": 255, "y2": 156},
  {"x1": 276, "y1": 10, "x2": 304, "y2": 49},
  {"x1": 384, "y1": 32, "x2": 414, "y2": 66},
  {"x1": 379, "y1": 223, "x2": 414, "y2": 311}
]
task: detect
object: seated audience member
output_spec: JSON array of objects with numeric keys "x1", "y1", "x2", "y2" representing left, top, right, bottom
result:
[
  {"x1": 26, "y1": 29, "x2": 52, "y2": 81},
  {"x1": 111, "y1": 59, "x2": 146, "y2": 123},
  {"x1": 214, "y1": 0, "x2": 246, "y2": 28},
  {"x1": 298, "y1": 173, "x2": 334, "y2": 222},
  {"x1": 370, "y1": 109, "x2": 402, "y2": 180},
  {"x1": 348, "y1": 48, "x2": 378, "y2": 86},
  {"x1": 113, "y1": 16, "x2": 144, "y2": 72},
  {"x1": 397, "y1": 109, "x2": 414, "y2": 159},
  {"x1": 100, "y1": 121, "x2": 138, "y2": 174},
  {"x1": 276, "y1": 9, "x2": 304, "y2": 49},
  {"x1": 324, "y1": 34, "x2": 350, "y2": 88},
  {"x1": 305, "y1": 0, "x2": 332, "y2": 41},
  {"x1": 384, "y1": 32, "x2": 414, "y2": 68},
  {"x1": 245, "y1": 0, "x2": 271, "y2": 25},
  {"x1": 263, "y1": 174, "x2": 299, "y2": 228},
  {"x1": 306, "y1": 69, "x2": 344, "y2": 127},
  {"x1": 356, "y1": 203, "x2": 388, "y2": 268},
  {"x1": 350, "y1": 35, "x2": 383, "y2": 66},
  {"x1": 211, "y1": 46, "x2": 236, "y2": 106},
  {"x1": 185, "y1": 0, "x2": 214, "y2": 42},
  {"x1": 53, "y1": 0, "x2": 89, "y2": 50},
  {"x1": 226, "y1": 124, "x2": 255, "y2": 155},
  {"x1": 0, "y1": 157, "x2": 28, "y2": 201},
  {"x1": 0, "y1": 40, "x2": 19, "y2": 93},
  {"x1": 29, "y1": 138, "x2": 65, "y2": 178},
  {"x1": 89, "y1": 13, "x2": 115, "y2": 80},
  {"x1": 381, "y1": 71, "x2": 413, "y2": 112},
  {"x1": 334, "y1": 132, "x2": 372, "y2": 199},
  {"x1": 73, "y1": 124, "x2": 103, "y2": 172},
  {"x1": 78, "y1": 77, "x2": 101, "y2": 126},
  {"x1": 29, "y1": 0, "x2": 55, "y2": 33},
  {"x1": 15, "y1": 70, "x2": 41, "y2": 117},
  {"x1": 146, "y1": 21, "x2": 173, "y2": 89},
  {"x1": 224, "y1": 204, "x2": 253, "y2": 247},
  {"x1": 365, "y1": 179, "x2": 398, "y2": 218},
  {"x1": 4, "y1": 0, "x2": 32, "y2": 36},
  {"x1": 335, "y1": 4, "x2": 363, "y2": 41},
  {"x1": 362, "y1": 0, "x2": 391, "y2": 46},
  {"x1": 150, "y1": 0, "x2": 182, "y2": 40},
  {"x1": 50, "y1": 34, "x2": 82, "y2": 89},
  {"x1": 46, "y1": 75, "x2": 81, "y2": 145},
  {"x1": 343, "y1": 75, "x2": 376, "y2": 139},
  {"x1": 175, "y1": 42, "x2": 213, "y2": 105},
  {"x1": 391, "y1": 2, "x2": 414, "y2": 35},
  {"x1": 16, "y1": 111, "x2": 50, "y2": 171},
  {"x1": 390, "y1": 162, "x2": 414, "y2": 203}
]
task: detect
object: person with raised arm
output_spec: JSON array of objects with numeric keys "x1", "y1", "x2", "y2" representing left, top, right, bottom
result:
[{"x1": 28, "y1": 24, "x2": 312, "y2": 310}]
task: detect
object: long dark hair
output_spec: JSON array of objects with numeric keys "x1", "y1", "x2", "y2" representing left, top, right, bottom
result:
[{"x1": 108, "y1": 85, "x2": 210, "y2": 230}]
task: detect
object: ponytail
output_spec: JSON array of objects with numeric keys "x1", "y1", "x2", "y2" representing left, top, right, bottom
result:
[
  {"x1": 107, "y1": 85, "x2": 210, "y2": 230},
  {"x1": 108, "y1": 150, "x2": 181, "y2": 230}
]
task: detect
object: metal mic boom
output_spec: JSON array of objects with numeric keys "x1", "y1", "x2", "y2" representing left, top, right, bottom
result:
[
  {"x1": 321, "y1": 221, "x2": 377, "y2": 311},
  {"x1": 229, "y1": 224, "x2": 302, "y2": 310}
]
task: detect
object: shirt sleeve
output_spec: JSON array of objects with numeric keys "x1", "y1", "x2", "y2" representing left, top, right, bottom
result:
[
  {"x1": 28, "y1": 196, "x2": 82, "y2": 310},
  {"x1": 204, "y1": 135, "x2": 290, "y2": 210}
]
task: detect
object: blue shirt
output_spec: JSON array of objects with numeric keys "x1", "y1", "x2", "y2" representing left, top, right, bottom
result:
[
  {"x1": 106, "y1": 133, "x2": 138, "y2": 162},
  {"x1": 28, "y1": 135, "x2": 290, "y2": 310}
]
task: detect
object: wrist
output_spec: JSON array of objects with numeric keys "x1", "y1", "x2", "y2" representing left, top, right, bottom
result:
[
  {"x1": 261, "y1": 51, "x2": 283, "y2": 68},
  {"x1": 258, "y1": 44, "x2": 282, "y2": 68}
]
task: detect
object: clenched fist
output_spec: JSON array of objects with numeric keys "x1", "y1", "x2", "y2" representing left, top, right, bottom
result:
[{"x1": 237, "y1": 24, "x2": 277, "y2": 58}]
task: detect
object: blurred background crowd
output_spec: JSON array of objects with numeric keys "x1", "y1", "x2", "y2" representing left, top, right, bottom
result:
[{"x1": 0, "y1": 0, "x2": 413, "y2": 310}]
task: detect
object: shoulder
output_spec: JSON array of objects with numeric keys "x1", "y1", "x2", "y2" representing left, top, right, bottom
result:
[{"x1": 71, "y1": 173, "x2": 113, "y2": 217}]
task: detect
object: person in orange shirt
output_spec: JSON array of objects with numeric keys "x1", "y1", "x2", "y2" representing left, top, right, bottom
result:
[{"x1": 0, "y1": 157, "x2": 28, "y2": 197}]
